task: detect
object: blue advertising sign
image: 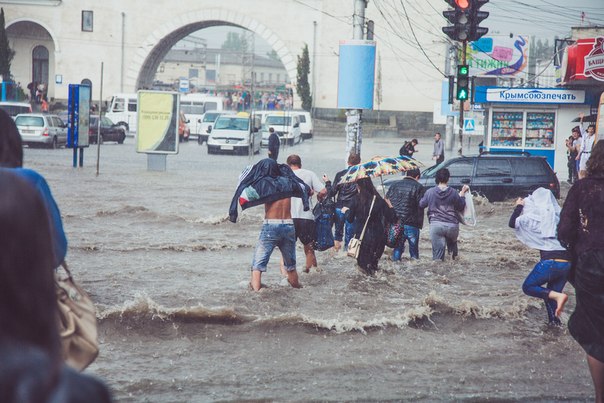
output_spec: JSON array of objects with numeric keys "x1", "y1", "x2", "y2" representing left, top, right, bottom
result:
[
  {"x1": 67, "y1": 84, "x2": 91, "y2": 148},
  {"x1": 337, "y1": 40, "x2": 376, "y2": 109}
]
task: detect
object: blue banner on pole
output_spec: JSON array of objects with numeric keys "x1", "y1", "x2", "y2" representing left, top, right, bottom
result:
[{"x1": 337, "y1": 40, "x2": 376, "y2": 110}]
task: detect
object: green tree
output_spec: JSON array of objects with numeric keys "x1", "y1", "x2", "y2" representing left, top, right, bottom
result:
[
  {"x1": 221, "y1": 31, "x2": 248, "y2": 53},
  {"x1": 0, "y1": 8, "x2": 14, "y2": 81},
  {"x1": 266, "y1": 49, "x2": 279, "y2": 61},
  {"x1": 296, "y1": 44, "x2": 312, "y2": 111}
]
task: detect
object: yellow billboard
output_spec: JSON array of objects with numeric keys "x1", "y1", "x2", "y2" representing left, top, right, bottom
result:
[{"x1": 136, "y1": 91, "x2": 179, "y2": 154}]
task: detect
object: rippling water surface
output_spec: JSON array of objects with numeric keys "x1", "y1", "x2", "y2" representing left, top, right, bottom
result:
[{"x1": 24, "y1": 136, "x2": 593, "y2": 402}]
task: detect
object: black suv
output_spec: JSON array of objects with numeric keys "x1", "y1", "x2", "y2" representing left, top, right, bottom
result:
[{"x1": 402, "y1": 152, "x2": 559, "y2": 202}]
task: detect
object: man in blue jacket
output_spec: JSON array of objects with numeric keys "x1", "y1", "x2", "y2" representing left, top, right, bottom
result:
[{"x1": 230, "y1": 158, "x2": 309, "y2": 291}]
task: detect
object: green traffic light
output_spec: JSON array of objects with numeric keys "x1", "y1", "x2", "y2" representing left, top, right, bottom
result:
[{"x1": 457, "y1": 88, "x2": 468, "y2": 101}]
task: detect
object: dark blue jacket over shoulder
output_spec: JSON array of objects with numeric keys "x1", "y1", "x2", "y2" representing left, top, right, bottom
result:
[{"x1": 229, "y1": 158, "x2": 310, "y2": 223}]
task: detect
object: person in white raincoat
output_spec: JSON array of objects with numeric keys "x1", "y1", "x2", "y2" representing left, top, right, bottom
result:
[{"x1": 508, "y1": 187, "x2": 571, "y2": 325}]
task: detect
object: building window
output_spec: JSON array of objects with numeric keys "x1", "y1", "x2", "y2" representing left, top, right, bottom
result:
[
  {"x1": 268, "y1": 73, "x2": 273, "y2": 83},
  {"x1": 276, "y1": 74, "x2": 280, "y2": 83},
  {"x1": 260, "y1": 72, "x2": 264, "y2": 83},
  {"x1": 82, "y1": 10, "x2": 93, "y2": 32},
  {"x1": 32, "y1": 45, "x2": 49, "y2": 92}
]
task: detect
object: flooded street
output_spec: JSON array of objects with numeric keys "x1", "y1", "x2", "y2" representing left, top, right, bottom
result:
[{"x1": 24, "y1": 135, "x2": 593, "y2": 402}]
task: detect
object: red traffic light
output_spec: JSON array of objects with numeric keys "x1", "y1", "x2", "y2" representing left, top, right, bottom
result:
[{"x1": 455, "y1": 0, "x2": 470, "y2": 9}]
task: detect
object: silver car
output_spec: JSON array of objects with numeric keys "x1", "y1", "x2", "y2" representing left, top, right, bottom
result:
[{"x1": 15, "y1": 113, "x2": 68, "y2": 149}]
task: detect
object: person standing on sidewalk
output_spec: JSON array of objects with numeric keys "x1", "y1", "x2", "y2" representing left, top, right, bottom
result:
[{"x1": 432, "y1": 133, "x2": 445, "y2": 166}]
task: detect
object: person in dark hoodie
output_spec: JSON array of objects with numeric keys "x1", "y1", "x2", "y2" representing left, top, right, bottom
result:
[
  {"x1": 267, "y1": 127, "x2": 280, "y2": 161},
  {"x1": 325, "y1": 153, "x2": 361, "y2": 252},
  {"x1": 229, "y1": 158, "x2": 310, "y2": 291},
  {"x1": 419, "y1": 168, "x2": 469, "y2": 261}
]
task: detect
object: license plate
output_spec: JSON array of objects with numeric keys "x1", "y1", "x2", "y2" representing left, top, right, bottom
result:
[
  {"x1": 221, "y1": 145, "x2": 234, "y2": 150},
  {"x1": 21, "y1": 129, "x2": 34, "y2": 134}
]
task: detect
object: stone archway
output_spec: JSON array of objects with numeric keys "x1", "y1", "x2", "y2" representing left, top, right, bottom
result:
[
  {"x1": 129, "y1": 9, "x2": 297, "y2": 93},
  {"x1": 6, "y1": 19, "x2": 58, "y2": 100}
]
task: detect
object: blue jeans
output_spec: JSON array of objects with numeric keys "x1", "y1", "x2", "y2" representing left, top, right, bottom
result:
[
  {"x1": 334, "y1": 208, "x2": 354, "y2": 250},
  {"x1": 251, "y1": 223, "x2": 296, "y2": 272},
  {"x1": 522, "y1": 259, "x2": 570, "y2": 323},
  {"x1": 392, "y1": 225, "x2": 420, "y2": 260},
  {"x1": 429, "y1": 222, "x2": 459, "y2": 261}
]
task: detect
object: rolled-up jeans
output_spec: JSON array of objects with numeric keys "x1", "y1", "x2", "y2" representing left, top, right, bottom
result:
[
  {"x1": 334, "y1": 208, "x2": 354, "y2": 250},
  {"x1": 428, "y1": 221, "x2": 459, "y2": 261},
  {"x1": 522, "y1": 259, "x2": 570, "y2": 323}
]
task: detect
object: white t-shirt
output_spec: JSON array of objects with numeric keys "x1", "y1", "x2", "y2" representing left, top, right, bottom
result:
[{"x1": 291, "y1": 168, "x2": 325, "y2": 220}]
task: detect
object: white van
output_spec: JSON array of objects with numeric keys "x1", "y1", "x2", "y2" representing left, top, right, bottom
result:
[
  {"x1": 294, "y1": 110, "x2": 313, "y2": 140},
  {"x1": 105, "y1": 93, "x2": 137, "y2": 133},
  {"x1": 180, "y1": 93, "x2": 224, "y2": 142},
  {"x1": 264, "y1": 111, "x2": 301, "y2": 146},
  {"x1": 207, "y1": 112, "x2": 261, "y2": 155}
]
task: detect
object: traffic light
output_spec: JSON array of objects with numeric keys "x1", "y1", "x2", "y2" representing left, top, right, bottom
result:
[
  {"x1": 468, "y1": 0, "x2": 489, "y2": 41},
  {"x1": 442, "y1": 0, "x2": 472, "y2": 42},
  {"x1": 456, "y1": 64, "x2": 469, "y2": 101},
  {"x1": 442, "y1": 0, "x2": 489, "y2": 42}
]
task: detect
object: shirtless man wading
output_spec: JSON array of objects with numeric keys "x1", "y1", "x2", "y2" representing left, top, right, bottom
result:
[{"x1": 250, "y1": 197, "x2": 301, "y2": 291}]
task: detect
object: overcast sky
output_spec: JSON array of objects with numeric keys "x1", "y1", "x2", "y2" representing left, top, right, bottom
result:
[{"x1": 176, "y1": 0, "x2": 604, "y2": 54}]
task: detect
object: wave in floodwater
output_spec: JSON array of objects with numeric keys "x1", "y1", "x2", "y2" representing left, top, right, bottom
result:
[{"x1": 96, "y1": 291, "x2": 539, "y2": 334}]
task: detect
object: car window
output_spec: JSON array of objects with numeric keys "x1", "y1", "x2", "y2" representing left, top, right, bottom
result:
[
  {"x1": 203, "y1": 113, "x2": 220, "y2": 122},
  {"x1": 447, "y1": 159, "x2": 474, "y2": 177},
  {"x1": 204, "y1": 102, "x2": 218, "y2": 112},
  {"x1": 510, "y1": 159, "x2": 549, "y2": 176},
  {"x1": 15, "y1": 116, "x2": 44, "y2": 127},
  {"x1": 299, "y1": 115, "x2": 306, "y2": 123},
  {"x1": 266, "y1": 116, "x2": 291, "y2": 126},
  {"x1": 476, "y1": 159, "x2": 512, "y2": 176},
  {"x1": 214, "y1": 117, "x2": 248, "y2": 131}
]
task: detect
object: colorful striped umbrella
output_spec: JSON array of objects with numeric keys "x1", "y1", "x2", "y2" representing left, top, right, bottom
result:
[{"x1": 338, "y1": 155, "x2": 423, "y2": 193}]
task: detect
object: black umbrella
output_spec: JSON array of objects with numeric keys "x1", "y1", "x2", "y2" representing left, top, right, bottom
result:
[{"x1": 571, "y1": 114, "x2": 597, "y2": 122}]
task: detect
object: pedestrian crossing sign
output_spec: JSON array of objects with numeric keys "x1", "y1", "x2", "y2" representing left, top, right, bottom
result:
[{"x1": 464, "y1": 118, "x2": 475, "y2": 132}]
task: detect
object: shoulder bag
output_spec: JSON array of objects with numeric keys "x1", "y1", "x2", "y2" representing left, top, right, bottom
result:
[
  {"x1": 347, "y1": 196, "x2": 376, "y2": 259},
  {"x1": 55, "y1": 262, "x2": 99, "y2": 371}
]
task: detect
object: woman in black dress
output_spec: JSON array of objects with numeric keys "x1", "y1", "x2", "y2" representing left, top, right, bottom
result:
[
  {"x1": 558, "y1": 140, "x2": 604, "y2": 402},
  {"x1": 343, "y1": 177, "x2": 396, "y2": 275}
]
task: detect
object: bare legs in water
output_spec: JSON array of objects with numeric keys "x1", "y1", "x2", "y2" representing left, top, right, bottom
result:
[{"x1": 548, "y1": 290, "x2": 569, "y2": 317}]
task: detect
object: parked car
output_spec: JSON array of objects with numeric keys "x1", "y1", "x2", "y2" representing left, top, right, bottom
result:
[
  {"x1": 179, "y1": 111, "x2": 190, "y2": 142},
  {"x1": 385, "y1": 152, "x2": 560, "y2": 202},
  {"x1": 15, "y1": 113, "x2": 67, "y2": 149},
  {"x1": 89, "y1": 115, "x2": 126, "y2": 144},
  {"x1": 0, "y1": 101, "x2": 32, "y2": 118}
]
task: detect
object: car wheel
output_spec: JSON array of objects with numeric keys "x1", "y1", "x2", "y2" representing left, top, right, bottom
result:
[
  {"x1": 117, "y1": 122, "x2": 129, "y2": 133},
  {"x1": 118, "y1": 134, "x2": 125, "y2": 144},
  {"x1": 50, "y1": 137, "x2": 58, "y2": 149},
  {"x1": 207, "y1": 145, "x2": 213, "y2": 155},
  {"x1": 198, "y1": 136, "x2": 203, "y2": 145}
]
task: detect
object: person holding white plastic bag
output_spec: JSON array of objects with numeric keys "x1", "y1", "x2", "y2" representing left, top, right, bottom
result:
[{"x1": 508, "y1": 187, "x2": 570, "y2": 326}]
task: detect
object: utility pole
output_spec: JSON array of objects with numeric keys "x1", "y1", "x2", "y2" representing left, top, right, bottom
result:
[
  {"x1": 345, "y1": 0, "x2": 367, "y2": 160},
  {"x1": 445, "y1": 43, "x2": 456, "y2": 152}
]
